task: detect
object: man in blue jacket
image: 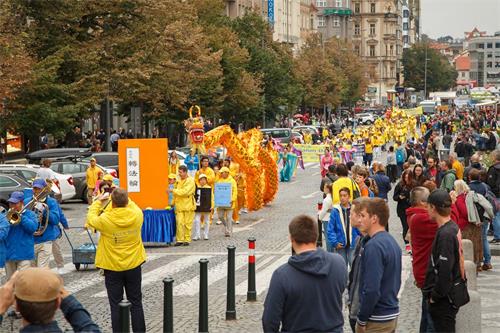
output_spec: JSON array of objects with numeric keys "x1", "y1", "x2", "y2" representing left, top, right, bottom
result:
[
  {"x1": 30, "y1": 179, "x2": 61, "y2": 268},
  {"x1": 4, "y1": 192, "x2": 38, "y2": 280},
  {"x1": 356, "y1": 198, "x2": 401, "y2": 333},
  {"x1": 262, "y1": 215, "x2": 347, "y2": 332},
  {"x1": 0, "y1": 213, "x2": 10, "y2": 271}
]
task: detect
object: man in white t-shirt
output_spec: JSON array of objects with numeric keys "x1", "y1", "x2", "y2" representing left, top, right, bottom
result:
[{"x1": 36, "y1": 159, "x2": 57, "y2": 182}]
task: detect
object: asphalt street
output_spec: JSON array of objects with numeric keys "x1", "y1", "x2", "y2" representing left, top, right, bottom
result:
[{"x1": 3, "y1": 159, "x2": 500, "y2": 332}]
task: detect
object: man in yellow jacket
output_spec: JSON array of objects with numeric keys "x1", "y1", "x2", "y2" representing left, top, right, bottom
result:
[
  {"x1": 169, "y1": 165, "x2": 196, "y2": 246},
  {"x1": 85, "y1": 158, "x2": 103, "y2": 205},
  {"x1": 215, "y1": 167, "x2": 237, "y2": 237},
  {"x1": 86, "y1": 188, "x2": 146, "y2": 333}
]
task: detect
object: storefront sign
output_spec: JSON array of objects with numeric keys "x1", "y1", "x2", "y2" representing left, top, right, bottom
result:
[{"x1": 268, "y1": 0, "x2": 274, "y2": 24}]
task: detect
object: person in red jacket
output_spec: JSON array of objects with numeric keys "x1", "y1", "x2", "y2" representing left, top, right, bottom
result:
[{"x1": 407, "y1": 186, "x2": 438, "y2": 333}]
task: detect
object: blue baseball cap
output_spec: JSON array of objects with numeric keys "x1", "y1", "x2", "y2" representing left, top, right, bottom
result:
[
  {"x1": 8, "y1": 191, "x2": 25, "y2": 204},
  {"x1": 32, "y1": 179, "x2": 47, "y2": 189}
]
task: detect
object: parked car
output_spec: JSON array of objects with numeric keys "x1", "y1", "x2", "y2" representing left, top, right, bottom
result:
[
  {"x1": 82, "y1": 152, "x2": 119, "y2": 177},
  {"x1": 0, "y1": 164, "x2": 76, "y2": 202},
  {"x1": 25, "y1": 148, "x2": 92, "y2": 164},
  {"x1": 260, "y1": 128, "x2": 293, "y2": 144},
  {"x1": 50, "y1": 161, "x2": 117, "y2": 203},
  {"x1": 293, "y1": 126, "x2": 322, "y2": 142},
  {"x1": 349, "y1": 112, "x2": 376, "y2": 125},
  {"x1": 0, "y1": 174, "x2": 31, "y2": 213},
  {"x1": 291, "y1": 131, "x2": 304, "y2": 144}
]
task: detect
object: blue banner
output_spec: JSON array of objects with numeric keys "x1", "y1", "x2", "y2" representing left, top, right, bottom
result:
[
  {"x1": 214, "y1": 183, "x2": 232, "y2": 208},
  {"x1": 268, "y1": 0, "x2": 274, "y2": 25}
]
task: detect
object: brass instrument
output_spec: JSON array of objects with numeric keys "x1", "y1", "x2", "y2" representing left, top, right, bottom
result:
[{"x1": 6, "y1": 186, "x2": 51, "y2": 236}]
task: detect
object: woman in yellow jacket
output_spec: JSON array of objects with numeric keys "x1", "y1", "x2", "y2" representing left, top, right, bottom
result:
[
  {"x1": 168, "y1": 151, "x2": 180, "y2": 177},
  {"x1": 86, "y1": 188, "x2": 146, "y2": 332}
]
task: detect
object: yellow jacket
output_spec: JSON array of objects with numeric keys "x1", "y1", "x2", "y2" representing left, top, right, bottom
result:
[
  {"x1": 168, "y1": 160, "x2": 180, "y2": 176},
  {"x1": 452, "y1": 160, "x2": 464, "y2": 180},
  {"x1": 214, "y1": 176, "x2": 238, "y2": 209},
  {"x1": 86, "y1": 166, "x2": 103, "y2": 189},
  {"x1": 331, "y1": 177, "x2": 360, "y2": 204},
  {"x1": 87, "y1": 199, "x2": 146, "y2": 272},
  {"x1": 172, "y1": 176, "x2": 196, "y2": 211},
  {"x1": 195, "y1": 167, "x2": 216, "y2": 187}
]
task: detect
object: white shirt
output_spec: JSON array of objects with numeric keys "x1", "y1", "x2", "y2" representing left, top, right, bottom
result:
[
  {"x1": 318, "y1": 193, "x2": 333, "y2": 222},
  {"x1": 36, "y1": 167, "x2": 57, "y2": 181}
]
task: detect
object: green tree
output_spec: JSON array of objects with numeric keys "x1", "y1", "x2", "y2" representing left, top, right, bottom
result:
[{"x1": 402, "y1": 43, "x2": 458, "y2": 92}]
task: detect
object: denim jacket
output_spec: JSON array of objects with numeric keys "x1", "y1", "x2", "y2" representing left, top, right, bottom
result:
[{"x1": 20, "y1": 295, "x2": 101, "y2": 333}]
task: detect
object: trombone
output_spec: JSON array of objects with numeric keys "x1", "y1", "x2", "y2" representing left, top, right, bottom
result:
[{"x1": 6, "y1": 186, "x2": 51, "y2": 236}]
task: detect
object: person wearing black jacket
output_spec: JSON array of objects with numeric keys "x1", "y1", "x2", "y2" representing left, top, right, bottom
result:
[
  {"x1": 320, "y1": 165, "x2": 338, "y2": 195},
  {"x1": 393, "y1": 169, "x2": 415, "y2": 251},
  {"x1": 423, "y1": 189, "x2": 464, "y2": 332},
  {"x1": 487, "y1": 149, "x2": 500, "y2": 244}
]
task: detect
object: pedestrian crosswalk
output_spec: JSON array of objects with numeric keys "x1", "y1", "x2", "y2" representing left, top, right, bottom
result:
[{"x1": 4, "y1": 249, "x2": 414, "y2": 301}]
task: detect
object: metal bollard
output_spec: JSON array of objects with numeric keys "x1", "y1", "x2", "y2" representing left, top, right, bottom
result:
[
  {"x1": 163, "y1": 277, "x2": 174, "y2": 333},
  {"x1": 199, "y1": 258, "x2": 209, "y2": 333},
  {"x1": 247, "y1": 237, "x2": 257, "y2": 302},
  {"x1": 317, "y1": 202, "x2": 323, "y2": 247},
  {"x1": 226, "y1": 245, "x2": 237, "y2": 320},
  {"x1": 118, "y1": 300, "x2": 131, "y2": 333}
]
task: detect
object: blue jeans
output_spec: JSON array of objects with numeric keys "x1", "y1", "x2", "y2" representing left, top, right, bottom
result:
[
  {"x1": 420, "y1": 292, "x2": 435, "y2": 332},
  {"x1": 322, "y1": 221, "x2": 333, "y2": 252},
  {"x1": 335, "y1": 247, "x2": 354, "y2": 267},
  {"x1": 493, "y1": 211, "x2": 500, "y2": 240},
  {"x1": 483, "y1": 221, "x2": 492, "y2": 264}
]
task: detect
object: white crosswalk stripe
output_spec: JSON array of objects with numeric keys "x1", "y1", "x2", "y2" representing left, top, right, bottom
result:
[
  {"x1": 173, "y1": 254, "x2": 250, "y2": 296},
  {"x1": 92, "y1": 255, "x2": 212, "y2": 298},
  {"x1": 235, "y1": 255, "x2": 288, "y2": 296}
]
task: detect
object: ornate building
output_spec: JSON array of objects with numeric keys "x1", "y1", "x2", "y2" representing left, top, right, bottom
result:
[{"x1": 350, "y1": 0, "x2": 404, "y2": 105}]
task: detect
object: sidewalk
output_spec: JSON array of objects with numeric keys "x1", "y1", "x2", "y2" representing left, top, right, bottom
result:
[{"x1": 478, "y1": 256, "x2": 500, "y2": 332}]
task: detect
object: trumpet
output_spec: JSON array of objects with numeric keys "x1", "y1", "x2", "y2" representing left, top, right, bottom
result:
[{"x1": 6, "y1": 186, "x2": 51, "y2": 236}]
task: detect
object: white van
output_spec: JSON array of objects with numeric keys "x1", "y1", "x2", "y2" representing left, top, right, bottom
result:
[{"x1": 419, "y1": 100, "x2": 437, "y2": 115}]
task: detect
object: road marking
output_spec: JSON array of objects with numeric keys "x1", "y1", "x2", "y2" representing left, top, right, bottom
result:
[
  {"x1": 288, "y1": 180, "x2": 298, "y2": 185},
  {"x1": 235, "y1": 255, "x2": 289, "y2": 296},
  {"x1": 304, "y1": 163, "x2": 316, "y2": 168},
  {"x1": 301, "y1": 191, "x2": 321, "y2": 199},
  {"x1": 311, "y1": 164, "x2": 320, "y2": 169},
  {"x1": 92, "y1": 255, "x2": 211, "y2": 297},
  {"x1": 278, "y1": 242, "x2": 293, "y2": 254},
  {"x1": 398, "y1": 255, "x2": 412, "y2": 299},
  {"x1": 173, "y1": 254, "x2": 250, "y2": 296},
  {"x1": 312, "y1": 172, "x2": 321, "y2": 176},
  {"x1": 233, "y1": 218, "x2": 265, "y2": 234},
  {"x1": 234, "y1": 256, "x2": 276, "y2": 296}
]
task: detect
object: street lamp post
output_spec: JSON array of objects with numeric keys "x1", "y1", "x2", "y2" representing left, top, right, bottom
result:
[{"x1": 424, "y1": 45, "x2": 429, "y2": 99}]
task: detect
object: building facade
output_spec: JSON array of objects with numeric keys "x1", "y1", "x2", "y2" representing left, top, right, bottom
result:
[
  {"x1": 225, "y1": 0, "x2": 263, "y2": 18},
  {"x1": 351, "y1": 0, "x2": 403, "y2": 105},
  {"x1": 299, "y1": 1, "x2": 318, "y2": 48},
  {"x1": 315, "y1": 0, "x2": 352, "y2": 41},
  {"x1": 272, "y1": 0, "x2": 301, "y2": 51},
  {"x1": 469, "y1": 32, "x2": 500, "y2": 87}
]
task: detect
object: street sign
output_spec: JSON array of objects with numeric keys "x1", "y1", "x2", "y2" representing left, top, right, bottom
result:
[{"x1": 268, "y1": 0, "x2": 274, "y2": 24}]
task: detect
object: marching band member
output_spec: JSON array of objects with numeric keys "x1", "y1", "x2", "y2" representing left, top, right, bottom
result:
[
  {"x1": 52, "y1": 204, "x2": 69, "y2": 274},
  {"x1": 31, "y1": 179, "x2": 61, "y2": 268},
  {"x1": 4, "y1": 192, "x2": 37, "y2": 280},
  {"x1": 0, "y1": 210, "x2": 10, "y2": 274}
]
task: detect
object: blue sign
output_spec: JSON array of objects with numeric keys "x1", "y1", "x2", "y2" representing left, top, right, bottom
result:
[
  {"x1": 268, "y1": 0, "x2": 274, "y2": 25},
  {"x1": 214, "y1": 183, "x2": 232, "y2": 208}
]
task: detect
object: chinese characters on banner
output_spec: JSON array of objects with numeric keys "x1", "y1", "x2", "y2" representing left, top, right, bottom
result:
[{"x1": 126, "y1": 148, "x2": 140, "y2": 192}]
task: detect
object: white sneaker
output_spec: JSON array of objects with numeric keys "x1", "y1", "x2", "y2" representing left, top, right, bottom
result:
[
  {"x1": 234, "y1": 220, "x2": 240, "y2": 225},
  {"x1": 216, "y1": 220, "x2": 222, "y2": 225},
  {"x1": 204, "y1": 236, "x2": 209, "y2": 240},
  {"x1": 57, "y1": 268, "x2": 64, "y2": 275},
  {"x1": 242, "y1": 208, "x2": 248, "y2": 213}
]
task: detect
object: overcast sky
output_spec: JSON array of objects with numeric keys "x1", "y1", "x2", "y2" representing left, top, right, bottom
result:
[{"x1": 421, "y1": 0, "x2": 500, "y2": 39}]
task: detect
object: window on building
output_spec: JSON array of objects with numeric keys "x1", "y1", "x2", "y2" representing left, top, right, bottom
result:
[
  {"x1": 354, "y1": 45, "x2": 360, "y2": 55},
  {"x1": 316, "y1": 0, "x2": 327, "y2": 7},
  {"x1": 318, "y1": 16, "x2": 326, "y2": 27},
  {"x1": 369, "y1": 23, "x2": 376, "y2": 35},
  {"x1": 403, "y1": 22, "x2": 408, "y2": 30},
  {"x1": 355, "y1": 2, "x2": 360, "y2": 13},
  {"x1": 333, "y1": 17, "x2": 340, "y2": 27},
  {"x1": 487, "y1": 43, "x2": 493, "y2": 48},
  {"x1": 370, "y1": 3, "x2": 376, "y2": 13},
  {"x1": 496, "y1": 62, "x2": 500, "y2": 68},
  {"x1": 496, "y1": 43, "x2": 500, "y2": 49},
  {"x1": 478, "y1": 43, "x2": 484, "y2": 49},
  {"x1": 403, "y1": 10, "x2": 409, "y2": 18},
  {"x1": 487, "y1": 53, "x2": 493, "y2": 58},
  {"x1": 461, "y1": 72, "x2": 465, "y2": 78},
  {"x1": 390, "y1": 45, "x2": 394, "y2": 55},
  {"x1": 336, "y1": 0, "x2": 342, "y2": 7},
  {"x1": 487, "y1": 62, "x2": 493, "y2": 68},
  {"x1": 403, "y1": 35, "x2": 409, "y2": 44},
  {"x1": 354, "y1": 24, "x2": 360, "y2": 35},
  {"x1": 369, "y1": 45, "x2": 376, "y2": 57}
]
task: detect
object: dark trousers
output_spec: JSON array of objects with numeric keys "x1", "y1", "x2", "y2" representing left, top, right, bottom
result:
[
  {"x1": 429, "y1": 299, "x2": 458, "y2": 333},
  {"x1": 420, "y1": 292, "x2": 435, "y2": 332},
  {"x1": 398, "y1": 212, "x2": 409, "y2": 245},
  {"x1": 387, "y1": 164, "x2": 397, "y2": 183},
  {"x1": 104, "y1": 265, "x2": 146, "y2": 333}
]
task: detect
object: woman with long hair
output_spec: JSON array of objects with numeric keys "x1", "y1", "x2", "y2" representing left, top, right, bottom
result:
[
  {"x1": 168, "y1": 150, "x2": 180, "y2": 176},
  {"x1": 450, "y1": 180, "x2": 484, "y2": 271},
  {"x1": 393, "y1": 169, "x2": 415, "y2": 253},
  {"x1": 413, "y1": 164, "x2": 428, "y2": 186}
]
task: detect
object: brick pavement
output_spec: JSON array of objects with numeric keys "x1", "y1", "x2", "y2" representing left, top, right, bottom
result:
[{"x1": 3, "y1": 159, "x2": 496, "y2": 332}]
